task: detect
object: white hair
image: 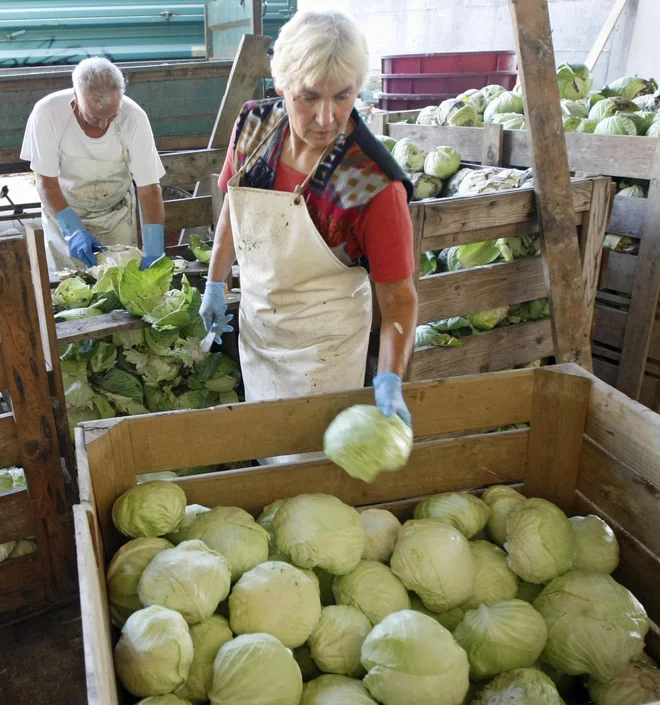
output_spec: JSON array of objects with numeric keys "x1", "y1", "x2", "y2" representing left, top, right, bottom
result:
[
  {"x1": 72, "y1": 57, "x2": 126, "y2": 107},
  {"x1": 271, "y1": 11, "x2": 369, "y2": 92}
]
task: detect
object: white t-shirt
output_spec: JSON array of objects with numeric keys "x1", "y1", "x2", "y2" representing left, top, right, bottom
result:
[{"x1": 20, "y1": 88, "x2": 165, "y2": 188}]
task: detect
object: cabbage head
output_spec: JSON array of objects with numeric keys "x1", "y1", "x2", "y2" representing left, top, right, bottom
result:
[
  {"x1": 534, "y1": 571, "x2": 649, "y2": 681},
  {"x1": 229, "y1": 561, "x2": 322, "y2": 648},
  {"x1": 481, "y1": 84, "x2": 506, "y2": 103},
  {"x1": 576, "y1": 118, "x2": 599, "y2": 133},
  {"x1": 481, "y1": 485, "x2": 526, "y2": 546},
  {"x1": 360, "y1": 508, "x2": 401, "y2": 563},
  {"x1": 471, "y1": 667, "x2": 563, "y2": 705},
  {"x1": 594, "y1": 115, "x2": 637, "y2": 136},
  {"x1": 188, "y1": 235, "x2": 211, "y2": 264},
  {"x1": 272, "y1": 494, "x2": 365, "y2": 575},
  {"x1": 569, "y1": 515, "x2": 619, "y2": 574},
  {"x1": 392, "y1": 138, "x2": 427, "y2": 173},
  {"x1": 333, "y1": 560, "x2": 410, "y2": 625},
  {"x1": 561, "y1": 99, "x2": 588, "y2": 118},
  {"x1": 504, "y1": 498, "x2": 575, "y2": 583},
  {"x1": 413, "y1": 492, "x2": 490, "y2": 539},
  {"x1": 589, "y1": 96, "x2": 638, "y2": 121},
  {"x1": 463, "y1": 541, "x2": 519, "y2": 610},
  {"x1": 107, "y1": 537, "x2": 174, "y2": 627},
  {"x1": 619, "y1": 111, "x2": 654, "y2": 135},
  {"x1": 52, "y1": 277, "x2": 93, "y2": 309},
  {"x1": 587, "y1": 661, "x2": 660, "y2": 705},
  {"x1": 257, "y1": 498, "x2": 288, "y2": 549},
  {"x1": 424, "y1": 146, "x2": 461, "y2": 179},
  {"x1": 136, "y1": 696, "x2": 192, "y2": 705},
  {"x1": 174, "y1": 615, "x2": 233, "y2": 703},
  {"x1": 468, "y1": 306, "x2": 509, "y2": 331},
  {"x1": 491, "y1": 113, "x2": 526, "y2": 130},
  {"x1": 390, "y1": 519, "x2": 476, "y2": 612},
  {"x1": 484, "y1": 92, "x2": 524, "y2": 123},
  {"x1": 375, "y1": 134, "x2": 397, "y2": 152},
  {"x1": 209, "y1": 633, "x2": 303, "y2": 705},
  {"x1": 115, "y1": 605, "x2": 194, "y2": 697},
  {"x1": 410, "y1": 173, "x2": 443, "y2": 201},
  {"x1": 603, "y1": 75, "x2": 658, "y2": 100},
  {"x1": 454, "y1": 599, "x2": 548, "y2": 680},
  {"x1": 88, "y1": 244, "x2": 144, "y2": 280},
  {"x1": 138, "y1": 540, "x2": 232, "y2": 625},
  {"x1": 416, "y1": 106, "x2": 438, "y2": 125},
  {"x1": 301, "y1": 675, "x2": 377, "y2": 705},
  {"x1": 647, "y1": 121, "x2": 660, "y2": 138},
  {"x1": 409, "y1": 594, "x2": 464, "y2": 633},
  {"x1": 112, "y1": 481, "x2": 187, "y2": 539},
  {"x1": 361, "y1": 610, "x2": 469, "y2": 705},
  {"x1": 186, "y1": 506, "x2": 269, "y2": 581},
  {"x1": 166, "y1": 505, "x2": 211, "y2": 545},
  {"x1": 436, "y1": 98, "x2": 479, "y2": 127},
  {"x1": 557, "y1": 62, "x2": 593, "y2": 100},
  {"x1": 308, "y1": 606, "x2": 372, "y2": 677},
  {"x1": 323, "y1": 405, "x2": 413, "y2": 483},
  {"x1": 562, "y1": 115, "x2": 582, "y2": 132}
]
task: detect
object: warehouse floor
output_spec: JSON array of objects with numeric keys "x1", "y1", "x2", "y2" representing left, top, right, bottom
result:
[{"x1": 0, "y1": 600, "x2": 87, "y2": 704}]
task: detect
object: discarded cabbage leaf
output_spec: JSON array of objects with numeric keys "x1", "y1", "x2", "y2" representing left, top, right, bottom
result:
[
  {"x1": 53, "y1": 277, "x2": 93, "y2": 309},
  {"x1": 188, "y1": 235, "x2": 212, "y2": 264},
  {"x1": 414, "y1": 325, "x2": 462, "y2": 350},
  {"x1": 117, "y1": 257, "x2": 175, "y2": 317},
  {"x1": 420, "y1": 251, "x2": 437, "y2": 277},
  {"x1": 468, "y1": 306, "x2": 509, "y2": 331}
]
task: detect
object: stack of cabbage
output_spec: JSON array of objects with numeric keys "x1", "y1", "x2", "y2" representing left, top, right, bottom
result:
[
  {"x1": 0, "y1": 466, "x2": 36, "y2": 563},
  {"x1": 409, "y1": 64, "x2": 660, "y2": 137},
  {"x1": 106, "y1": 480, "x2": 658, "y2": 705},
  {"x1": 53, "y1": 249, "x2": 241, "y2": 434},
  {"x1": 390, "y1": 140, "x2": 463, "y2": 200}
]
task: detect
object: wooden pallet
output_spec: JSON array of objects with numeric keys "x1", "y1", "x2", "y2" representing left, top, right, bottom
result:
[
  {"x1": 0, "y1": 234, "x2": 76, "y2": 624},
  {"x1": 72, "y1": 364, "x2": 660, "y2": 704}
]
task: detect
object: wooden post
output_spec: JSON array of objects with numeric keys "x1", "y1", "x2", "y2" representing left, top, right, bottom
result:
[
  {"x1": 252, "y1": 0, "x2": 263, "y2": 35},
  {"x1": 616, "y1": 142, "x2": 660, "y2": 399},
  {"x1": 508, "y1": 0, "x2": 593, "y2": 371},
  {"x1": 481, "y1": 123, "x2": 504, "y2": 167},
  {"x1": 369, "y1": 111, "x2": 388, "y2": 137}
]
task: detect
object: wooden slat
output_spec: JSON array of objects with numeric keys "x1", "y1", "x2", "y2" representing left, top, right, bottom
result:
[
  {"x1": 523, "y1": 368, "x2": 591, "y2": 512},
  {"x1": 575, "y1": 491, "x2": 660, "y2": 628},
  {"x1": 388, "y1": 124, "x2": 484, "y2": 161},
  {"x1": 617, "y1": 140, "x2": 660, "y2": 399},
  {"x1": 593, "y1": 304, "x2": 627, "y2": 349},
  {"x1": 578, "y1": 437, "x2": 660, "y2": 557},
  {"x1": 648, "y1": 317, "x2": 660, "y2": 362},
  {"x1": 160, "y1": 149, "x2": 227, "y2": 187},
  {"x1": 0, "y1": 552, "x2": 46, "y2": 612},
  {"x1": 0, "y1": 235, "x2": 75, "y2": 600},
  {"x1": 608, "y1": 195, "x2": 647, "y2": 239},
  {"x1": 601, "y1": 251, "x2": 637, "y2": 295},
  {"x1": 481, "y1": 123, "x2": 504, "y2": 167},
  {"x1": 585, "y1": 0, "x2": 631, "y2": 70},
  {"x1": 555, "y1": 363, "x2": 660, "y2": 488},
  {"x1": 0, "y1": 351, "x2": 6, "y2": 388},
  {"x1": 410, "y1": 319, "x2": 554, "y2": 381},
  {"x1": 592, "y1": 356, "x2": 619, "y2": 387},
  {"x1": 403, "y1": 205, "x2": 426, "y2": 380},
  {"x1": 417, "y1": 258, "x2": 547, "y2": 324},
  {"x1": 164, "y1": 195, "x2": 213, "y2": 230},
  {"x1": 0, "y1": 413, "x2": 20, "y2": 468},
  {"x1": 0, "y1": 489, "x2": 36, "y2": 544},
  {"x1": 509, "y1": 0, "x2": 593, "y2": 371}
]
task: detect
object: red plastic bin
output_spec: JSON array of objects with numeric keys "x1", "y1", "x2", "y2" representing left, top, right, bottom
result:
[{"x1": 381, "y1": 50, "x2": 517, "y2": 75}]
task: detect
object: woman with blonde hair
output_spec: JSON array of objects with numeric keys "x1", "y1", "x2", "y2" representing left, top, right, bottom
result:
[{"x1": 200, "y1": 11, "x2": 417, "y2": 428}]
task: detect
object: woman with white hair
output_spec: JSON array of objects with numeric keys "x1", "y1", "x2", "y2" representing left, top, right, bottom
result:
[
  {"x1": 21, "y1": 56, "x2": 165, "y2": 272},
  {"x1": 201, "y1": 11, "x2": 417, "y2": 427}
]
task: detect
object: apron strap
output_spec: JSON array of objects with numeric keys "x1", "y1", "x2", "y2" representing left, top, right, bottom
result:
[
  {"x1": 293, "y1": 142, "x2": 335, "y2": 205},
  {"x1": 236, "y1": 114, "x2": 289, "y2": 179}
]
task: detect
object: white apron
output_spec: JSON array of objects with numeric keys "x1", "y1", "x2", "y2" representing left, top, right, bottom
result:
[
  {"x1": 43, "y1": 112, "x2": 137, "y2": 273},
  {"x1": 227, "y1": 118, "x2": 372, "y2": 406}
]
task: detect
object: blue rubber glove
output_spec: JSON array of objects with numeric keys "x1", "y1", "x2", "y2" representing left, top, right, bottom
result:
[
  {"x1": 373, "y1": 372, "x2": 412, "y2": 428},
  {"x1": 56, "y1": 207, "x2": 102, "y2": 268},
  {"x1": 140, "y1": 223, "x2": 165, "y2": 270},
  {"x1": 200, "y1": 280, "x2": 234, "y2": 344}
]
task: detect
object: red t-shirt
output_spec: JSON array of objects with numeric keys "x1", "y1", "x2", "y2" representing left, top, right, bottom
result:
[{"x1": 218, "y1": 127, "x2": 414, "y2": 284}]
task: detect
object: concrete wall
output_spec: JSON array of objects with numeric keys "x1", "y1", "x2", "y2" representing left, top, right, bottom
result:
[
  {"x1": 298, "y1": 0, "x2": 639, "y2": 90},
  {"x1": 626, "y1": 0, "x2": 660, "y2": 78}
]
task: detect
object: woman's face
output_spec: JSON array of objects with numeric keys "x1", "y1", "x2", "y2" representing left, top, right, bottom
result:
[{"x1": 280, "y1": 79, "x2": 358, "y2": 150}]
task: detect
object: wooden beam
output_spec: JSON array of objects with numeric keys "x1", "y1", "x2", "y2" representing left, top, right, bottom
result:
[
  {"x1": 509, "y1": 0, "x2": 593, "y2": 370},
  {"x1": 585, "y1": 0, "x2": 631, "y2": 71},
  {"x1": 481, "y1": 123, "x2": 504, "y2": 167},
  {"x1": 252, "y1": 0, "x2": 263, "y2": 35},
  {"x1": 160, "y1": 149, "x2": 227, "y2": 187},
  {"x1": 164, "y1": 195, "x2": 214, "y2": 230},
  {"x1": 616, "y1": 140, "x2": 660, "y2": 399}
]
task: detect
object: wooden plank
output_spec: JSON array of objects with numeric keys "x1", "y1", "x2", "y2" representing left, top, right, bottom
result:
[
  {"x1": 73, "y1": 504, "x2": 119, "y2": 705},
  {"x1": 369, "y1": 112, "x2": 388, "y2": 136},
  {"x1": 509, "y1": 0, "x2": 593, "y2": 371},
  {"x1": 481, "y1": 123, "x2": 504, "y2": 167},
  {"x1": 0, "y1": 552, "x2": 46, "y2": 612},
  {"x1": 592, "y1": 356, "x2": 619, "y2": 387},
  {"x1": 0, "y1": 413, "x2": 20, "y2": 468},
  {"x1": 160, "y1": 149, "x2": 227, "y2": 187},
  {"x1": 417, "y1": 258, "x2": 547, "y2": 324},
  {"x1": 585, "y1": 0, "x2": 631, "y2": 71},
  {"x1": 208, "y1": 34, "x2": 272, "y2": 150},
  {"x1": 403, "y1": 205, "x2": 426, "y2": 380},
  {"x1": 648, "y1": 318, "x2": 660, "y2": 362},
  {"x1": 0, "y1": 235, "x2": 75, "y2": 600},
  {"x1": 578, "y1": 437, "x2": 660, "y2": 557},
  {"x1": 0, "y1": 355, "x2": 6, "y2": 389},
  {"x1": 388, "y1": 124, "x2": 484, "y2": 161},
  {"x1": 524, "y1": 367, "x2": 591, "y2": 513},
  {"x1": 251, "y1": 0, "x2": 263, "y2": 35},
  {"x1": 608, "y1": 194, "x2": 647, "y2": 239},
  {"x1": 164, "y1": 196, "x2": 213, "y2": 230},
  {"x1": 601, "y1": 251, "x2": 637, "y2": 295},
  {"x1": 0, "y1": 489, "x2": 36, "y2": 544},
  {"x1": 555, "y1": 363, "x2": 660, "y2": 488},
  {"x1": 410, "y1": 319, "x2": 554, "y2": 381},
  {"x1": 580, "y1": 178, "x2": 611, "y2": 331},
  {"x1": 617, "y1": 140, "x2": 660, "y2": 399},
  {"x1": 594, "y1": 304, "x2": 627, "y2": 349}
]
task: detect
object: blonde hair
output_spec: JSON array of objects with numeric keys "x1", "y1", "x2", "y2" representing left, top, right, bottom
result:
[
  {"x1": 72, "y1": 57, "x2": 126, "y2": 107},
  {"x1": 271, "y1": 11, "x2": 369, "y2": 92}
]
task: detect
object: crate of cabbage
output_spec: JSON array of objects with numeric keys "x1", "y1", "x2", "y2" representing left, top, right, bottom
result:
[{"x1": 73, "y1": 364, "x2": 660, "y2": 705}]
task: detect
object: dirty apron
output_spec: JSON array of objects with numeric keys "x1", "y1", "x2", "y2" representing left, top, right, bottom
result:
[
  {"x1": 43, "y1": 112, "x2": 137, "y2": 273},
  {"x1": 227, "y1": 117, "x2": 372, "y2": 462}
]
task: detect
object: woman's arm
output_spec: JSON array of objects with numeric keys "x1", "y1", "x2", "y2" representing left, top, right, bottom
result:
[
  {"x1": 207, "y1": 196, "x2": 237, "y2": 283},
  {"x1": 375, "y1": 276, "x2": 418, "y2": 377}
]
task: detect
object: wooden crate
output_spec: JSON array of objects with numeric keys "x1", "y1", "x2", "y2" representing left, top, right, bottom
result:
[
  {"x1": 405, "y1": 176, "x2": 610, "y2": 381},
  {"x1": 370, "y1": 113, "x2": 660, "y2": 404},
  {"x1": 0, "y1": 234, "x2": 76, "y2": 623},
  {"x1": 73, "y1": 364, "x2": 660, "y2": 704}
]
